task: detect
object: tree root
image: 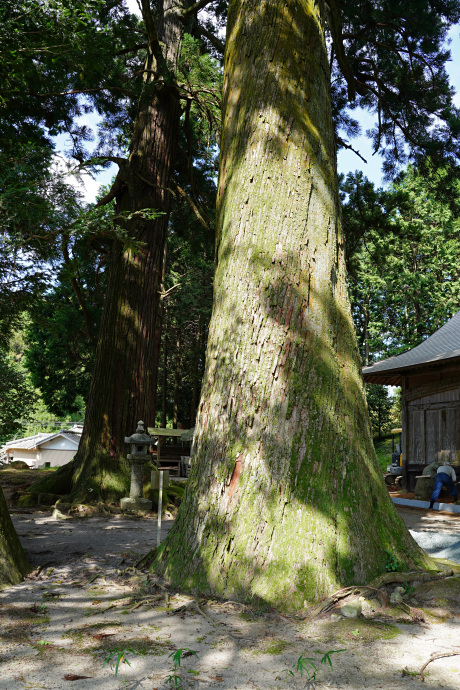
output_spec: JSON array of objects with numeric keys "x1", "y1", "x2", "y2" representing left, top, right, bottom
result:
[
  {"x1": 194, "y1": 597, "x2": 217, "y2": 625},
  {"x1": 135, "y1": 549, "x2": 156, "y2": 569},
  {"x1": 307, "y1": 569, "x2": 455, "y2": 620},
  {"x1": 168, "y1": 598, "x2": 215, "y2": 623},
  {"x1": 420, "y1": 650, "x2": 460, "y2": 681},
  {"x1": 367, "y1": 568, "x2": 454, "y2": 590},
  {"x1": 396, "y1": 600, "x2": 426, "y2": 624},
  {"x1": 32, "y1": 561, "x2": 54, "y2": 577},
  {"x1": 86, "y1": 572, "x2": 103, "y2": 585},
  {"x1": 128, "y1": 595, "x2": 163, "y2": 611},
  {"x1": 96, "y1": 597, "x2": 133, "y2": 614}
]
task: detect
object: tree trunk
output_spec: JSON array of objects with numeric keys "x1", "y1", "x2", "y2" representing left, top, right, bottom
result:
[
  {"x1": 0, "y1": 487, "x2": 31, "y2": 588},
  {"x1": 363, "y1": 296, "x2": 369, "y2": 367},
  {"x1": 190, "y1": 321, "x2": 201, "y2": 426},
  {"x1": 31, "y1": 0, "x2": 191, "y2": 500},
  {"x1": 157, "y1": 0, "x2": 433, "y2": 608},
  {"x1": 161, "y1": 321, "x2": 168, "y2": 428},
  {"x1": 172, "y1": 329, "x2": 181, "y2": 428}
]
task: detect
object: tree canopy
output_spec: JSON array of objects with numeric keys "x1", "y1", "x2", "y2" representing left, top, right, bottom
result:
[{"x1": 343, "y1": 164, "x2": 460, "y2": 363}]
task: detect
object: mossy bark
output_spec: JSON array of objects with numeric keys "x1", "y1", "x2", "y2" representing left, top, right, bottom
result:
[
  {"x1": 0, "y1": 486, "x2": 31, "y2": 588},
  {"x1": 155, "y1": 0, "x2": 434, "y2": 609}
]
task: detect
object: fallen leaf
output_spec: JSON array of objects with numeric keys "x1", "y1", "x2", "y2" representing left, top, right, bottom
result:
[
  {"x1": 209, "y1": 677, "x2": 223, "y2": 682},
  {"x1": 63, "y1": 674, "x2": 92, "y2": 681},
  {"x1": 92, "y1": 633, "x2": 116, "y2": 640}
]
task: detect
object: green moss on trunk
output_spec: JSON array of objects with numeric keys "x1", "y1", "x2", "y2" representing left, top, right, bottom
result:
[
  {"x1": 0, "y1": 486, "x2": 31, "y2": 588},
  {"x1": 27, "y1": 451, "x2": 130, "y2": 502},
  {"x1": 154, "y1": 0, "x2": 435, "y2": 610}
]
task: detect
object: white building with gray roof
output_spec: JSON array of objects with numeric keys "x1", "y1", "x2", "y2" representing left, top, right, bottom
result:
[{"x1": 1, "y1": 425, "x2": 82, "y2": 469}]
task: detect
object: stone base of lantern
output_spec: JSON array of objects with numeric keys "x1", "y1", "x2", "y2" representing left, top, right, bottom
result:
[{"x1": 120, "y1": 497, "x2": 152, "y2": 513}]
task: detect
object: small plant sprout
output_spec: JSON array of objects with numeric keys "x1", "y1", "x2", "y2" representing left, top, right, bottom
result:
[
  {"x1": 165, "y1": 648, "x2": 199, "y2": 689},
  {"x1": 287, "y1": 655, "x2": 318, "y2": 681},
  {"x1": 384, "y1": 548, "x2": 400, "y2": 572},
  {"x1": 320, "y1": 649, "x2": 346, "y2": 668},
  {"x1": 102, "y1": 648, "x2": 138, "y2": 677},
  {"x1": 402, "y1": 581, "x2": 414, "y2": 596},
  {"x1": 284, "y1": 649, "x2": 345, "y2": 686}
]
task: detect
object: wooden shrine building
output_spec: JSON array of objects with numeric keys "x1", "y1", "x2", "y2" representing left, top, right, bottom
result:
[{"x1": 362, "y1": 310, "x2": 460, "y2": 491}]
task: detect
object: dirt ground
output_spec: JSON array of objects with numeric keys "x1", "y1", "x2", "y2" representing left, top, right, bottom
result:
[{"x1": 2, "y1": 481, "x2": 460, "y2": 688}]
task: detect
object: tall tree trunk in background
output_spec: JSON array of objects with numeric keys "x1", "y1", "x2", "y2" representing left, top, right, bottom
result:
[
  {"x1": 172, "y1": 330, "x2": 181, "y2": 428},
  {"x1": 0, "y1": 487, "x2": 30, "y2": 587},
  {"x1": 157, "y1": 0, "x2": 432, "y2": 608},
  {"x1": 161, "y1": 321, "x2": 168, "y2": 428},
  {"x1": 32, "y1": 0, "x2": 192, "y2": 499}
]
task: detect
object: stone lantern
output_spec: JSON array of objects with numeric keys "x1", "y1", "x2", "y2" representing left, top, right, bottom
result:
[{"x1": 120, "y1": 420, "x2": 152, "y2": 512}]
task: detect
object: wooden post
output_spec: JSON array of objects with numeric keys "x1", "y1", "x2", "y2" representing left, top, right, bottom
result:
[
  {"x1": 157, "y1": 470, "x2": 164, "y2": 548},
  {"x1": 401, "y1": 376, "x2": 409, "y2": 491}
]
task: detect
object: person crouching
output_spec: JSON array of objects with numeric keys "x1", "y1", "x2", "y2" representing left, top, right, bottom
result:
[{"x1": 429, "y1": 461, "x2": 458, "y2": 509}]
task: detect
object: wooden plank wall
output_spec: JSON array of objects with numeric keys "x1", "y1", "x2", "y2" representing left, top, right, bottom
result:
[{"x1": 405, "y1": 384, "x2": 460, "y2": 465}]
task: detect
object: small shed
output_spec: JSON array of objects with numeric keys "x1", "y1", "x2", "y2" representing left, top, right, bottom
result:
[
  {"x1": 1, "y1": 425, "x2": 82, "y2": 469},
  {"x1": 362, "y1": 310, "x2": 460, "y2": 491}
]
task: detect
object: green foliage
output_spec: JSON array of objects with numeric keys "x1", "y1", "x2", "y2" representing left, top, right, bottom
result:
[
  {"x1": 0, "y1": 1, "x2": 139, "y2": 156},
  {"x1": 177, "y1": 33, "x2": 222, "y2": 145},
  {"x1": 25, "y1": 242, "x2": 106, "y2": 416},
  {"x1": 365, "y1": 385, "x2": 393, "y2": 439},
  {"x1": 0, "y1": 353, "x2": 36, "y2": 444},
  {"x1": 156, "y1": 150, "x2": 216, "y2": 428},
  {"x1": 343, "y1": 165, "x2": 460, "y2": 362},
  {"x1": 374, "y1": 436, "x2": 393, "y2": 473}
]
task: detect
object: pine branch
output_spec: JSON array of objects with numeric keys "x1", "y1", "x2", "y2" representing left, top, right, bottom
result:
[
  {"x1": 115, "y1": 43, "x2": 148, "y2": 56},
  {"x1": 175, "y1": 183, "x2": 210, "y2": 231},
  {"x1": 323, "y1": 0, "x2": 364, "y2": 100},
  {"x1": 95, "y1": 173, "x2": 125, "y2": 207},
  {"x1": 195, "y1": 24, "x2": 225, "y2": 54},
  {"x1": 134, "y1": 172, "x2": 176, "y2": 196},
  {"x1": 160, "y1": 283, "x2": 182, "y2": 299},
  {"x1": 184, "y1": 0, "x2": 216, "y2": 17},
  {"x1": 336, "y1": 137, "x2": 368, "y2": 163},
  {"x1": 81, "y1": 156, "x2": 128, "y2": 168}
]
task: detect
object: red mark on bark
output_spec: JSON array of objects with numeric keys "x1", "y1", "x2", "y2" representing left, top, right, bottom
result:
[
  {"x1": 227, "y1": 454, "x2": 243, "y2": 507},
  {"x1": 285, "y1": 304, "x2": 293, "y2": 330},
  {"x1": 109, "y1": 436, "x2": 117, "y2": 458}
]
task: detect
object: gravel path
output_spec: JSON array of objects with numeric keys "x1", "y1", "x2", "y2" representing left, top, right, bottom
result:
[
  {"x1": 395, "y1": 505, "x2": 460, "y2": 563},
  {"x1": 11, "y1": 513, "x2": 174, "y2": 574}
]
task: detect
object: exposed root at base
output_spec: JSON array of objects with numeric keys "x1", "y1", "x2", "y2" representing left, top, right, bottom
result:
[
  {"x1": 308, "y1": 568, "x2": 455, "y2": 621},
  {"x1": 420, "y1": 650, "x2": 460, "y2": 681}
]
